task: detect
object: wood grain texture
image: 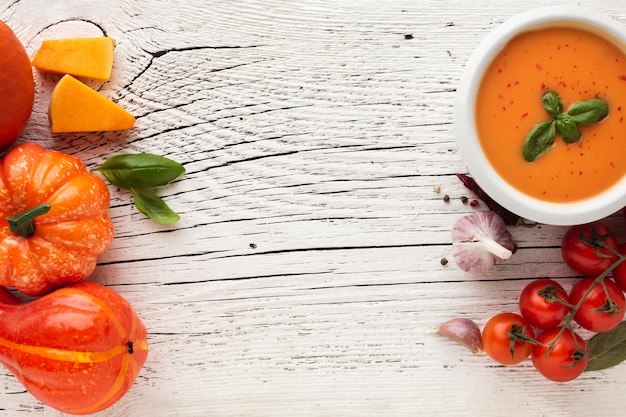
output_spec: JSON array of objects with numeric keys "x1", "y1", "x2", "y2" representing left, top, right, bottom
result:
[{"x1": 2, "y1": 0, "x2": 626, "y2": 415}]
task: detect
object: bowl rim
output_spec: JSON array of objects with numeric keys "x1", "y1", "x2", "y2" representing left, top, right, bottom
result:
[{"x1": 454, "y1": 5, "x2": 626, "y2": 225}]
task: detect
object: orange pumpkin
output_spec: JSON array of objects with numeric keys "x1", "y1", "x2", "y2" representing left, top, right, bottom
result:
[
  {"x1": 0, "y1": 142, "x2": 114, "y2": 295},
  {"x1": 0, "y1": 20, "x2": 34, "y2": 149},
  {"x1": 0, "y1": 281, "x2": 148, "y2": 414}
]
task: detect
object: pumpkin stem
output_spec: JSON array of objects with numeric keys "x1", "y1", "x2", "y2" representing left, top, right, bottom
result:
[{"x1": 7, "y1": 203, "x2": 51, "y2": 238}]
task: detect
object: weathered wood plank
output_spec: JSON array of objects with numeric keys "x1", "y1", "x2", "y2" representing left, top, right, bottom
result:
[{"x1": 1, "y1": 0, "x2": 626, "y2": 416}]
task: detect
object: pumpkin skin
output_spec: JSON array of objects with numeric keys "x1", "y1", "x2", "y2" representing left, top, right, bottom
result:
[
  {"x1": 0, "y1": 142, "x2": 114, "y2": 295},
  {"x1": 0, "y1": 20, "x2": 35, "y2": 149},
  {"x1": 0, "y1": 282, "x2": 148, "y2": 414}
]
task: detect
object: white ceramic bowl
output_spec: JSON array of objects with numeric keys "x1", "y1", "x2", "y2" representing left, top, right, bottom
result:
[{"x1": 455, "y1": 5, "x2": 626, "y2": 225}]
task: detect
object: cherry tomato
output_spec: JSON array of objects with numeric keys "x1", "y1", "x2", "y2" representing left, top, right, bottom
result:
[
  {"x1": 561, "y1": 222, "x2": 618, "y2": 277},
  {"x1": 532, "y1": 327, "x2": 588, "y2": 382},
  {"x1": 519, "y1": 279, "x2": 572, "y2": 329},
  {"x1": 569, "y1": 277, "x2": 625, "y2": 332},
  {"x1": 611, "y1": 244, "x2": 626, "y2": 292},
  {"x1": 482, "y1": 312, "x2": 535, "y2": 365}
]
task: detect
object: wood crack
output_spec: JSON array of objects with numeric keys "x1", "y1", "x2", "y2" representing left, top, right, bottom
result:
[{"x1": 148, "y1": 44, "x2": 266, "y2": 59}]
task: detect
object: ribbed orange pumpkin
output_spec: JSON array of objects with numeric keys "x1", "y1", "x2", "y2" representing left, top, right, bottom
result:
[
  {"x1": 0, "y1": 282, "x2": 148, "y2": 414},
  {"x1": 0, "y1": 142, "x2": 114, "y2": 296}
]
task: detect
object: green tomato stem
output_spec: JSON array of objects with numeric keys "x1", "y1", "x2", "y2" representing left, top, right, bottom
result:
[
  {"x1": 544, "y1": 250, "x2": 626, "y2": 358},
  {"x1": 6, "y1": 203, "x2": 51, "y2": 238}
]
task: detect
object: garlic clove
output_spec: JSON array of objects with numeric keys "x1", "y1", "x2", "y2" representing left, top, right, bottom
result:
[{"x1": 433, "y1": 318, "x2": 483, "y2": 354}]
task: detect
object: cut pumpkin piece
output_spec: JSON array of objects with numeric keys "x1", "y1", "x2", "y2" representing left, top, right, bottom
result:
[
  {"x1": 49, "y1": 74, "x2": 135, "y2": 133},
  {"x1": 32, "y1": 37, "x2": 115, "y2": 80}
]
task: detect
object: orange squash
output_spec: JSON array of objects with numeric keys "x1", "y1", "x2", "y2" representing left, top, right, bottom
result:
[
  {"x1": 0, "y1": 281, "x2": 148, "y2": 415},
  {"x1": 32, "y1": 37, "x2": 116, "y2": 80},
  {"x1": 0, "y1": 142, "x2": 114, "y2": 296},
  {"x1": 0, "y1": 20, "x2": 34, "y2": 149},
  {"x1": 49, "y1": 74, "x2": 135, "y2": 133}
]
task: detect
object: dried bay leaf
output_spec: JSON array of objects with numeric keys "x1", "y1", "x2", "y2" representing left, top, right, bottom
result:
[{"x1": 585, "y1": 322, "x2": 626, "y2": 372}]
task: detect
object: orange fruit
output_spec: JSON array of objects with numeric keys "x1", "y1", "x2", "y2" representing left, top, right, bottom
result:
[{"x1": 0, "y1": 21, "x2": 34, "y2": 149}]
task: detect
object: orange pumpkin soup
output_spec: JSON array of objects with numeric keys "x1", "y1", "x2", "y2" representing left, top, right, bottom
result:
[{"x1": 476, "y1": 26, "x2": 626, "y2": 202}]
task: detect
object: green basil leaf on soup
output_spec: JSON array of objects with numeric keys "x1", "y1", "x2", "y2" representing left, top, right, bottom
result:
[
  {"x1": 541, "y1": 91, "x2": 564, "y2": 118},
  {"x1": 567, "y1": 98, "x2": 609, "y2": 125},
  {"x1": 523, "y1": 120, "x2": 556, "y2": 162},
  {"x1": 556, "y1": 113, "x2": 582, "y2": 143}
]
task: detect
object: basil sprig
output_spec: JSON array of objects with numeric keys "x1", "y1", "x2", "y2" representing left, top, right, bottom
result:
[
  {"x1": 522, "y1": 91, "x2": 608, "y2": 162},
  {"x1": 94, "y1": 154, "x2": 185, "y2": 225}
]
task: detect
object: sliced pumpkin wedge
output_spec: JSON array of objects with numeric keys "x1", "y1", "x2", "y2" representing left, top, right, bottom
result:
[
  {"x1": 49, "y1": 74, "x2": 135, "y2": 133},
  {"x1": 32, "y1": 37, "x2": 116, "y2": 80}
]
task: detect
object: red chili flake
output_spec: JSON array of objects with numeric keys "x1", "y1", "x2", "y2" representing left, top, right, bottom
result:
[
  {"x1": 469, "y1": 199, "x2": 479, "y2": 207},
  {"x1": 536, "y1": 64, "x2": 542, "y2": 70},
  {"x1": 619, "y1": 75, "x2": 626, "y2": 81},
  {"x1": 521, "y1": 112, "x2": 528, "y2": 118}
]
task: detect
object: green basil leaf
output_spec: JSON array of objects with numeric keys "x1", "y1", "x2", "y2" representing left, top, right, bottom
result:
[
  {"x1": 556, "y1": 113, "x2": 582, "y2": 143},
  {"x1": 585, "y1": 322, "x2": 626, "y2": 372},
  {"x1": 541, "y1": 91, "x2": 564, "y2": 118},
  {"x1": 94, "y1": 154, "x2": 185, "y2": 190},
  {"x1": 132, "y1": 188, "x2": 181, "y2": 225},
  {"x1": 522, "y1": 120, "x2": 556, "y2": 162},
  {"x1": 567, "y1": 98, "x2": 609, "y2": 125}
]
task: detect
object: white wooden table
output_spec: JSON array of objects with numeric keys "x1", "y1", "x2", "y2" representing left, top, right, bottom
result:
[{"x1": 3, "y1": 0, "x2": 626, "y2": 415}]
